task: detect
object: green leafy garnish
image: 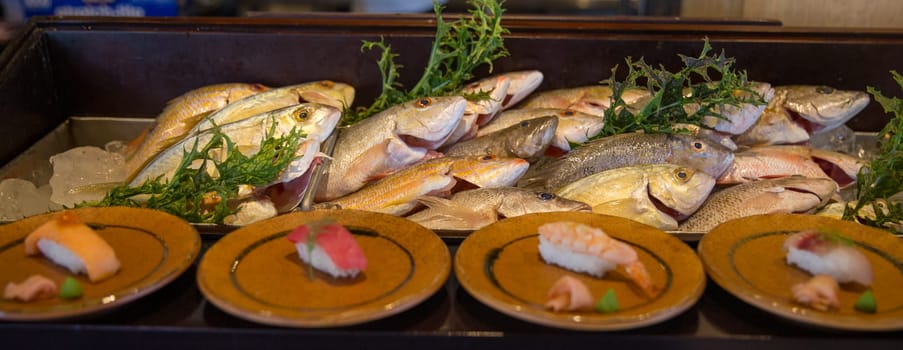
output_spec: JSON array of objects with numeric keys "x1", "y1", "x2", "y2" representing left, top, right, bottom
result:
[
  {"x1": 83, "y1": 123, "x2": 306, "y2": 224},
  {"x1": 303, "y1": 217, "x2": 337, "y2": 279},
  {"x1": 845, "y1": 71, "x2": 903, "y2": 231},
  {"x1": 343, "y1": 0, "x2": 509, "y2": 125},
  {"x1": 595, "y1": 288, "x2": 619, "y2": 313},
  {"x1": 854, "y1": 290, "x2": 877, "y2": 313},
  {"x1": 597, "y1": 39, "x2": 765, "y2": 138},
  {"x1": 59, "y1": 277, "x2": 83, "y2": 299}
]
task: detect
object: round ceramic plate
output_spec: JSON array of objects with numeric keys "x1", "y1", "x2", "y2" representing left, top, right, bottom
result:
[
  {"x1": 0, "y1": 207, "x2": 201, "y2": 321},
  {"x1": 197, "y1": 209, "x2": 450, "y2": 327},
  {"x1": 698, "y1": 214, "x2": 903, "y2": 331},
  {"x1": 455, "y1": 212, "x2": 705, "y2": 331}
]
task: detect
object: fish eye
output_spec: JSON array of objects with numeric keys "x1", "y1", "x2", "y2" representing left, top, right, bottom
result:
[
  {"x1": 562, "y1": 110, "x2": 576, "y2": 116},
  {"x1": 481, "y1": 155, "x2": 494, "y2": 161},
  {"x1": 294, "y1": 109, "x2": 310, "y2": 120},
  {"x1": 538, "y1": 192, "x2": 555, "y2": 201},
  {"x1": 693, "y1": 141, "x2": 705, "y2": 151},
  {"x1": 674, "y1": 168, "x2": 693, "y2": 182},
  {"x1": 416, "y1": 98, "x2": 433, "y2": 108},
  {"x1": 519, "y1": 120, "x2": 529, "y2": 127},
  {"x1": 319, "y1": 80, "x2": 335, "y2": 88},
  {"x1": 815, "y1": 86, "x2": 834, "y2": 94}
]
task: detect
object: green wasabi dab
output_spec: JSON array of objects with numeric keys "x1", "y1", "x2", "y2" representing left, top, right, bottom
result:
[
  {"x1": 595, "y1": 288, "x2": 619, "y2": 313},
  {"x1": 59, "y1": 277, "x2": 83, "y2": 299},
  {"x1": 854, "y1": 290, "x2": 877, "y2": 313}
]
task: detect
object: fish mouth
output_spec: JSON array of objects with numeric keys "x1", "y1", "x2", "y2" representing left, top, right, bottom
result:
[
  {"x1": 399, "y1": 134, "x2": 448, "y2": 149},
  {"x1": 648, "y1": 186, "x2": 687, "y2": 222},
  {"x1": 788, "y1": 110, "x2": 826, "y2": 134}
]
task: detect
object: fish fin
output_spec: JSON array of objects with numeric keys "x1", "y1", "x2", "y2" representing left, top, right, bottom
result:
[
  {"x1": 411, "y1": 196, "x2": 498, "y2": 229},
  {"x1": 516, "y1": 160, "x2": 559, "y2": 190},
  {"x1": 123, "y1": 126, "x2": 151, "y2": 159}
]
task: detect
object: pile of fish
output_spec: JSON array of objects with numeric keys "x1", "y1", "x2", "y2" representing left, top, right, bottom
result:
[
  {"x1": 8, "y1": 69, "x2": 877, "y2": 232},
  {"x1": 309, "y1": 71, "x2": 874, "y2": 233}
]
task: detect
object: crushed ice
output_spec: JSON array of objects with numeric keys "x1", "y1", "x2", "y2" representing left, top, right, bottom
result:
[{"x1": 49, "y1": 146, "x2": 126, "y2": 207}]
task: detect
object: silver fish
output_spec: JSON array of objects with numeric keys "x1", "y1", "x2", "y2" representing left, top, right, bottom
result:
[
  {"x1": 130, "y1": 103, "x2": 341, "y2": 187},
  {"x1": 518, "y1": 132, "x2": 734, "y2": 191},
  {"x1": 406, "y1": 187, "x2": 591, "y2": 231},
  {"x1": 735, "y1": 85, "x2": 870, "y2": 146},
  {"x1": 556, "y1": 164, "x2": 715, "y2": 230},
  {"x1": 316, "y1": 96, "x2": 466, "y2": 201},
  {"x1": 441, "y1": 115, "x2": 558, "y2": 161},
  {"x1": 679, "y1": 176, "x2": 838, "y2": 232},
  {"x1": 500, "y1": 70, "x2": 544, "y2": 110},
  {"x1": 192, "y1": 80, "x2": 354, "y2": 133},
  {"x1": 477, "y1": 108, "x2": 605, "y2": 152}
]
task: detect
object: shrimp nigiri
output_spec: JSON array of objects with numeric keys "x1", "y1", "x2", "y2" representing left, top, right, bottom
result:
[{"x1": 538, "y1": 221, "x2": 655, "y2": 297}]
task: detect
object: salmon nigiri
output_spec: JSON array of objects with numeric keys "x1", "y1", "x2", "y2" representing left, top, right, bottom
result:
[
  {"x1": 25, "y1": 211, "x2": 120, "y2": 283},
  {"x1": 286, "y1": 220, "x2": 368, "y2": 278}
]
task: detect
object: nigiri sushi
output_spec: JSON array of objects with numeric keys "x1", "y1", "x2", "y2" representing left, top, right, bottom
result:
[
  {"x1": 791, "y1": 274, "x2": 840, "y2": 311},
  {"x1": 545, "y1": 275, "x2": 593, "y2": 312},
  {"x1": 538, "y1": 221, "x2": 655, "y2": 297},
  {"x1": 3, "y1": 275, "x2": 58, "y2": 302},
  {"x1": 783, "y1": 230, "x2": 873, "y2": 286},
  {"x1": 286, "y1": 220, "x2": 368, "y2": 278},
  {"x1": 25, "y1": 211, "x2": 120, "y2": 283}
]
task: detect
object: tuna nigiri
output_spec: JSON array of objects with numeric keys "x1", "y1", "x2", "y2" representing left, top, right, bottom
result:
[
  {"x1": 538, "y1": 221, "x2": 655, "y2": 297},
  {"x1": 783, "y1": 230, "x2": 873, "y2": 286},
  {"x1": 25, "y1": 211, "x2": 120, "y2": 283},
  {"x1": 286, "y1": 220, "x2": 368, "y2": 278}
]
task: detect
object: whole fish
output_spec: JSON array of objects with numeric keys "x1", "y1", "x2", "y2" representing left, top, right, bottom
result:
[
  {"x1": 124, "y1": 83, "x2": 269, "y2": 180},
  {"x1": 679, "y1": 176, "x2": 838, "y2": 232},
  {"x1": 518, "y1": 132, "x2": 734, "y2": 191},
  {"x1": 520, "y1": 85, "x2": 650, "y2": 117},
  {"x1": 314, "y1": 156, "x2": 529, "y2": 216},
  {"x1": 130, "y1": 103, "x2": 341, "y2": 186},
  {"x1": 718, "y1": 145, "x2": 864, "y2": 189},
  {"x1": 406, "y1": 187, "x2": 591, "y2": 231},
  {"x1": 499, "y1": 70, "x2": 544, "y2": 110},
  {"x1": 735, "y1": 85, "x2": 870, "y2": 146},
  {"x1": 192, "y1": 80, "x2": 354, "y2": 133},
  {"x1": 477, "y1": 108, "x2": 605, "y2": 153},
  {"x1": 316, "y1": 96, "x2": 466, "y2": 201},
  {"x1": 682, "y1": 81, "x2": 775, "y2": 135},
  {"x1": 555, "y1": 164, "x2": 715, "y2": 230},
  {"x1": 443, "y1": 75, "x2": 510, "y2": 146},
  {"x1": 441, "y1": 115, "x2": 558, "y2": 161}
]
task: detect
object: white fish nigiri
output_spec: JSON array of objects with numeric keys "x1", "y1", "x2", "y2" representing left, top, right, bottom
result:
[{"x1": 783, "y1": 230, "x2": 873, "y2": 286}]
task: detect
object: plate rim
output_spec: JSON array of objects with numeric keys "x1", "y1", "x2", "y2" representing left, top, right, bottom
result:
[
  {"x1": 454, "y1": 211, "x2": 706, "y2": 331},
  {"x1": 698, "y1": 213, "x2": 903, "y2": 332},
  {"x1": 0, "y1": 206, "x2": 201, "y2": 321},
  {"x1": 196, "y1": 209, "x2": 451, "y2": 328}
]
